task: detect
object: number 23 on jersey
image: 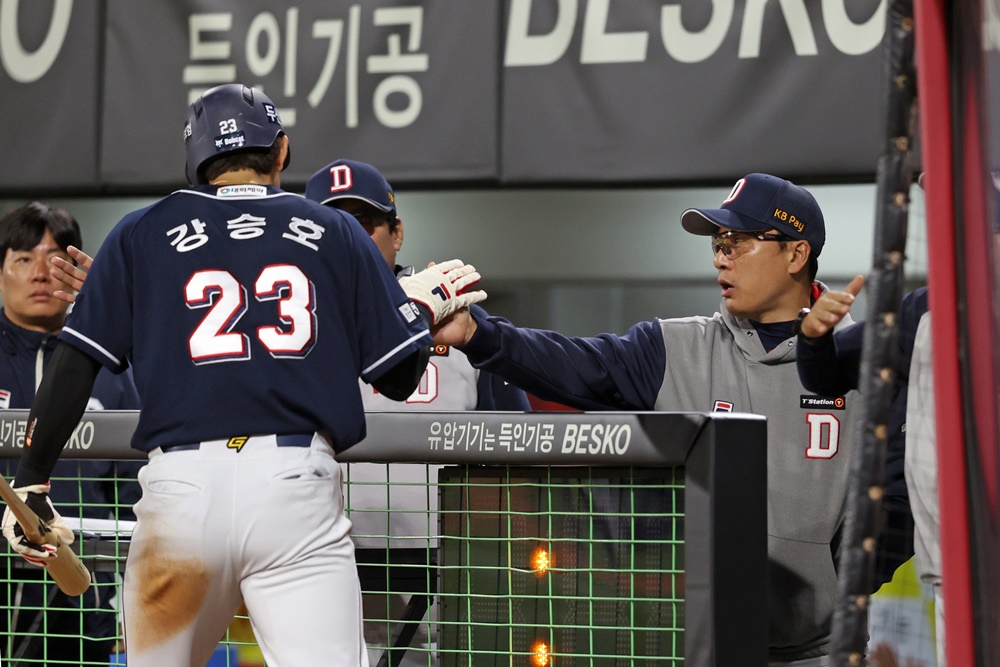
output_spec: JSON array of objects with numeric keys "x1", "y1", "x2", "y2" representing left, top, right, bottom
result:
[{"x1": 185, "y1": 265, "x2": 316, "y2": 363}]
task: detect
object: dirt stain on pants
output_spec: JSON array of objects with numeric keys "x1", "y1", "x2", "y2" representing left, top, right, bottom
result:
[{"x1": 127, "y1": 536, "x2": 210, "y2": 652}]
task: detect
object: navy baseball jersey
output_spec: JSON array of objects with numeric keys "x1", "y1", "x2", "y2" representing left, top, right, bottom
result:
[
  {"x1": 59, "y1": 185, "x2": 431, "y2": 453},
  {"x1": 360, "y1": 302, "x2": 530, "y2": 411}
]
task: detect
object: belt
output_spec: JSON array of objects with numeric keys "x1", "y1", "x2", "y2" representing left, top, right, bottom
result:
[{"x1": 160, "y1": 433, "x2": 314, "y2": 453}]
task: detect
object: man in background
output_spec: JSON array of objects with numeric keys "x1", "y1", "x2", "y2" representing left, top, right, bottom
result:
[
  {"x1": 0, "y1": 202, "x2": 141, "y2": 664},
  {"x1": 307, "y1": 159, "x2": 530, "y2": 665}
]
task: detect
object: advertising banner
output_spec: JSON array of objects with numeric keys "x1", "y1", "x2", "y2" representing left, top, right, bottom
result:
[
  {"x1": 500, "y1": 0, "x2": 888, "y2": 182},
  {"x1": 101, "y1": 0, "x2": 501, "y2": 189},
  {"x1": 0, "y1": 0, "x2": 101, "y2": 190},
  {"x1": 0, "y1": 1, "x2": 891, "y2": 191}
]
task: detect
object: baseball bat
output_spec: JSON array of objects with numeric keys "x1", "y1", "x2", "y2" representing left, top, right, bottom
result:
[{"x1": 0, "y1": 476, "x2": 91, "y2": 596}]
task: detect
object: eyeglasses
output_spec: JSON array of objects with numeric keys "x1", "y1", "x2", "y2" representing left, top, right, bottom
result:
[{"x1": 711, "y1": 230, "x2": 792, "y2": 258}]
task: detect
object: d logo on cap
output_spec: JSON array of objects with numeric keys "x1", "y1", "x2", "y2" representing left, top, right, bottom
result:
[{"x1": 722, "y1": 179, "x2": 746, "y2": 205}]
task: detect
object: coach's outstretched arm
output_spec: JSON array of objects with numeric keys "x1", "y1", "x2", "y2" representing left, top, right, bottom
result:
[
  {"x1": 798, "y1": 274, "x2": 865, "y2": 339},
  {"x1": 431, "y1": 307, "x2": 479, "y2": 348},
  {"x1": 796, "y1": 275, "x2": 865, "y2": 398}
]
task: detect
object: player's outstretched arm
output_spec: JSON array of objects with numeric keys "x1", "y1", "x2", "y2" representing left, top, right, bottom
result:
[
  {"x1": 371, "y1": 347, "x2": 432, "y2": 401},
  {"x1": 799, "y1": 274, "x2": 865, "y2": 339},
  {"x1": 50, "y1": 246, "x2": 94, "y2": 304},
  {"x1": 399, "y1": 259, "x2": 487, "y2": 325}
]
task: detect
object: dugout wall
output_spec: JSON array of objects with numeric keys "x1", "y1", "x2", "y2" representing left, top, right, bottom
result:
[{"x1": 0, "y1": 410, "x2": 766, "y2": 666}]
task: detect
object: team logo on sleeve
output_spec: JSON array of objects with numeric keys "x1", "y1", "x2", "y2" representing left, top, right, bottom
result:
[
  {"x1": 431, "y1": 344, "x2": 450, "y2": 357},
  {"x1": 399, "y1": 302, "x2": 421, "y2": 323},
  {"x1": 712, "y1": 400, "x2": 734, "y2": 412},
  {"x1": 800, "y1": 395, "x2": 846, "y2": 410}
]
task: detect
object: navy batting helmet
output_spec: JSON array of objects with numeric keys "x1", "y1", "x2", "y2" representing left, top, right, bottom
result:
[{"x1": 183, "y1": 84, "x2": 290, "y2": 185}]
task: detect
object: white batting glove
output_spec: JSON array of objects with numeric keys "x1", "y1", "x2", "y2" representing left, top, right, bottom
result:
[
  {"x1": 399, "y1": 259, "x2": 488, "y2": 325},
  {"x1": 2, "y1": 482, "x2": 74, "y2": 567}
]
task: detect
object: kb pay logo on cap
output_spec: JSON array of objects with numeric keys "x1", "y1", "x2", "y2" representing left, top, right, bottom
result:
[{"x1": 773, "y1": 207, "x2": 807, "y2": 234}]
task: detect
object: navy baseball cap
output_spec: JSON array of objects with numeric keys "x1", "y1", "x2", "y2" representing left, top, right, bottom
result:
[
  {"x1": 681, "y1": 173, "x2": 826, "y2": 257},
  {"x1": 305, "y1": 159, "x2": 397, "y2": 215}
]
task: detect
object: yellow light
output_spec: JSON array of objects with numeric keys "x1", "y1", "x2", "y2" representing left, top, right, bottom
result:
[
  {"x1": 531, "y1": 640, "x2": 551, "y2": 666},
  {"x1": 532, "y1": 547, "x2": 551, "y2": 575}
]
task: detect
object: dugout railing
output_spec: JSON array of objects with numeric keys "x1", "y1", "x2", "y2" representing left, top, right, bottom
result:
[{"x1": 0, "y1": 410, "x2": 767, "y2": 666}]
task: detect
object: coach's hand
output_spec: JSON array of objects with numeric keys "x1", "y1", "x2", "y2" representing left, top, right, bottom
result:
[
  {"x1": 400, "y1": 259, "x2": 487, "y2": 325},
  {"x1": 431, "y1": 307, "x2": 479, "y2": 348},
  {"x1": 2, "y1": 482, "x2": 74, "y2": 567},
  {"x1": 800, "y1": 275, "x2": 865, "y2": 339}
]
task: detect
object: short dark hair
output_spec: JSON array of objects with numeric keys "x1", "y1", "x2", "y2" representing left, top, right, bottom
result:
[
  {"x1": 0, "y1": 202, "x2": 82, "y2": 265},
  {"x1": 200, "y1": 135, "x2": 284, "y2": 184}
]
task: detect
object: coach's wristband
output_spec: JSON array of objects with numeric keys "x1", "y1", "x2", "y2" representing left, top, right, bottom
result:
[
  {"x1": 791, "y1": 308, "x2": 811, "y2": 336},
  {"x1": 793, "y1": 308, "x2": 831, "y2": 346}
]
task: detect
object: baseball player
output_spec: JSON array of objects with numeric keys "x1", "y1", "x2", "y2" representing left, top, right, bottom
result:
[
  {"x1": 1, "y1": 84, "x2": 484, "y2": 667},
  {"x1": 306, "y1": 159, "x2": 530, "y2": 663},
  {"x1": 433, "y1": 174, "x2": 865, "y2": 666},
  {"x1": 305, "y1": 159, "x2": 531, "y2": 416},
  {"x1": 0, "y1": 202, "x2": 141, "y2": 663}
]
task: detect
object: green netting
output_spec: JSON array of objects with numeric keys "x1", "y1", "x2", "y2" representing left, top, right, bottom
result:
[
  {"x1": 2, "y1": 468, "x2": 136, "y2": 665},
  {"x1": 437, "y1": 466, "x2": 684, "y2": 667},
  {"x1": 1, "y1": 464, "x2": 685, "y2": 666}
]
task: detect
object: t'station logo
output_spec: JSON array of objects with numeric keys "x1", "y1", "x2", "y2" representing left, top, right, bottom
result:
[{"x1": 800, "y1": 395, "x2": 846, "y2": 410}]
